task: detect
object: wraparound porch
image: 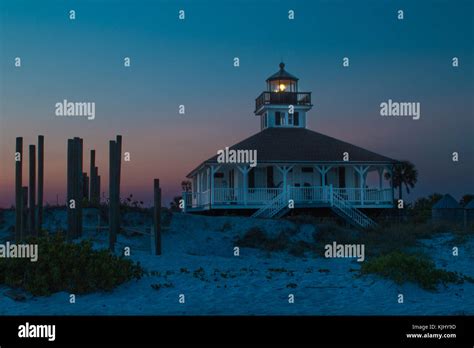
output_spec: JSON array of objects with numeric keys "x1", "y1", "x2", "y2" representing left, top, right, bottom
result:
[{"x1": 183, "y1": 186, "x2": 393, "y2": 211}]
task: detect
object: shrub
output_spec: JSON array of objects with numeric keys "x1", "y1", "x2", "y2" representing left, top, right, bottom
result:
[
  {"x1": 312, "y1": 223, "x2": 357, "y2": 255},
  {"x1": 151, "y1": 282, "x2": 174, "y2": 290},
  {"x1": 236, "y1": 227, "x2": 314, "y2": 256},
  {"x1": 312, "y1": 221, "x2": 463, "y2": 257},
  {"x1": 289, "y1": 241, "x2": 312, "y2": 257},
  {"x1": 236, "y1": 227, "x2": 268, "y2": 248},
  {"x1": 236, "y1": 227, "x2": 290, "y2": 252},
  {"x1": 218, "y1": 222, "x2": 232, "y2": 232},
  {"x1": 0, "y1": 234, "x2": 144, "y2": 296},
  {"x1": 363, "y1": 221, "x2": 464, "y2": 255},
  {"x1": 360, "y1": 251, "x2": 462, "y2": 290},
  {"x1": 409, "y1": 194, "x2": 443, "y2": 223}
]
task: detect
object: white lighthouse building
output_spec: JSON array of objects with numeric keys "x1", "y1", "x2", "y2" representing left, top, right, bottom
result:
[{"x1": 183, "y1": 63, "x2": 397, "y2": 228}]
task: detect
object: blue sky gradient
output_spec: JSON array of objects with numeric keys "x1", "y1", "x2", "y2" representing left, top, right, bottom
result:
[{"x1": 0, "y1": 0, "x2": 473, "y2": 206}]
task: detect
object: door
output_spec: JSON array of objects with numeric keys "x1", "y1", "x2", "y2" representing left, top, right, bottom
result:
[{"x1": 338, "y1": 167, "x2": 346, "y2": 188}]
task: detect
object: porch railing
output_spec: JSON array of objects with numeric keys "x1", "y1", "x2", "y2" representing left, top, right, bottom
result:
[
  {"x1": 333, "y1": 187, "x2": 392, "y2": 204},
  {"x1": 288, "y1": 186, "x2": 327, "y2": 203},
  {"x1": 213, "y1": 187, "x2": 243, "y2": 204},
  {"x1": 184, "y1": 186, "x2": 393, "y2": 209},
  {"x1": 255, "y1": 91, "x2": 312, "y2": 112},
  {"x1": 247, "y1": 188, "x2": 281, "y2": 203},
  {"x1": 183, "y1": 190, "x2": 211, "y2": 209}
]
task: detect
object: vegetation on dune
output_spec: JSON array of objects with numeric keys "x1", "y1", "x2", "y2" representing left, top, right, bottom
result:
[
  {"x1": 409, "y1": 193, "x2": 443, "y2": 223},
  {"x1": 359, "y1": 251, "x2": 469, "y2": 291},
  {"x1": 313, "y1": 220, "x2": 469, "y2": 257},
  {"x1": 170, "y1": 180, "x2": 192, "y2": 212},
  {"x1": 0, "y1": 234, "x2": 144, "y2": 296},
  {"x1": 236, "y1": 227, "x2": 288, "y2": 252},
  {"x1": 236, "y1": 226, "x2": 314, "y2": 256},
  {"x1": 237, "y1": 216, "x2": 471, "y2": 259}
]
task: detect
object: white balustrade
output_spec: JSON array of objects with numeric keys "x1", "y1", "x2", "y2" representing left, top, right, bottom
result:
[{"x1": 184, "y1": 186, "x2": 392, "y2": 210}]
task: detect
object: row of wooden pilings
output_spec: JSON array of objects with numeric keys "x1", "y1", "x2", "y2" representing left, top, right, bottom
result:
[
  {"x1": 14, "y1": 135, "x2": 162, "y2": 255},
  {"x1": 14, "y1": 136, "x2": 44, "y2": 241}
]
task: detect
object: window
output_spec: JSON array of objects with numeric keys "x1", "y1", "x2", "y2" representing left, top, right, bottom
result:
[
  {"x1": 248, "y1": 168, "x2": 255, "y2": 188},
  {"x1": 274, "y1": 111, "x2": 299, "y2": 127},
  {"x1": 302, "y1": 167, "x2": 313, "y2": 173},
  {"x1": 214, "y1": 172, "x2": 224, "y2": 178}
]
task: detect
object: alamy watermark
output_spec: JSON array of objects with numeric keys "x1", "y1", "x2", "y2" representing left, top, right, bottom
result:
[
  {"x1": 55, "y1": 99, "x2": 95, "y2": 120},
  {"x1": 18, "y1": 322, "x2": 55, "y2": 341},
  {"x1": 217, "y1": 147, "x2": 257, "y2": 167},
  {"x1": 0, "y1": 242, "x2": 38, "y2": 262},
  {"x1": 324, "y1": 241, "x2": 365, "y2": 262},
  {"x1": 380, "y1": 99, "x2": 420, "y2": 120}
]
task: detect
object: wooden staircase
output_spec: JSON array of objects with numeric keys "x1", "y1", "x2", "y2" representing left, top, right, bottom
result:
[
  {"x1": 251, "y1": 191, "x2": 288, "y2": 219},
  {"x1": 251, "y1": 186, "x2": 378, "y2": 230},
  {"x1": 330, "y1": 191, "x2": 378, "y2": 229}
]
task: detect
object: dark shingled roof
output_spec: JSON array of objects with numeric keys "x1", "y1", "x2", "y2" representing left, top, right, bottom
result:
[
  {"x1": 266, "y1": 62, "x2": 299, "y2": 81},
  {"x1": 187, "y1": 127, "x2": 397, "y2": 177},
  {"x1": 432, "y1": 194, "x2": 461, "y2": 209}
]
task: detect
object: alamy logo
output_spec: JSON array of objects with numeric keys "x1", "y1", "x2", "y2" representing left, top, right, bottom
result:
[
  {"x1": 18, "y1": 322, "x2": 56, "y2": 341},
  {"x1": 0, "y1": 242, "x2": 38, "y2": 262},
  {"x1": 380, "y1": 99, "x2": 420, "y2": 120},
  {"x1": 217, "y1": 147, "x2": 257, "y2": 167},
  {"x1": 324, "y1": 242, "x2": 365, "y2": 262},
  {"x1": 55, "y1": 99, "x2": 95, "y2": 120}
]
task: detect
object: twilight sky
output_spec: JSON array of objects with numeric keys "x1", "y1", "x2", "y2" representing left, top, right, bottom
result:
[{"x1": 0, "y1": 0, "x2": 473, "y2": 207}]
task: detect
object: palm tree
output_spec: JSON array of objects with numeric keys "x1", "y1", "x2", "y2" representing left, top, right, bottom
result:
[{"x1": 384, "y1": 160, "x2": 418, "y2": 200}]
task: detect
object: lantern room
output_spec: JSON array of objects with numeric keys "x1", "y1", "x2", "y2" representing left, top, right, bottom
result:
[{"x1": 266, "y1": 62, "x2": 299, "y2": 92}]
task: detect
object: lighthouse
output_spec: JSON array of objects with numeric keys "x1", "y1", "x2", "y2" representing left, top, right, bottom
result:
[
  {"x1": 255, "y1": 62, "x2": 312, "y2": 130},
  {"x1": 184, "y1": 63, "x2": 397, "y2": 229}
]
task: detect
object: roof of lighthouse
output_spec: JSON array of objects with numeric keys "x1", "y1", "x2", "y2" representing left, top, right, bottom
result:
[
  {"x1": 266, "y1": 62, "x2": 299, "y2": 81},
  {"x1": 186, "y1": 128, "x2": 398, "y2": 177}
]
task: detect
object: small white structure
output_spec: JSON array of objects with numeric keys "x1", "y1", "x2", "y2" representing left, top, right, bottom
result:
[
  {"x1": 465, "y1": 199, "x2": 474, "y2": 224},
  {"x1": 432, "y1": 194, "x2": 463, "y2": 223},
  {"x1": 183, "y1": 63, "x2": 397, "y2": 228}
]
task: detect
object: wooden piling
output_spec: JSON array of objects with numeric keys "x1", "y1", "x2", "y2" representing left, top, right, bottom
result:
[
  {"x1": 90, "y1": 150, "x2": 96, "y2": 204},
  {"x1": 154, "y1": 179, "x2": 162, "y2": 255},
  {"x1": 78, "y1": 138, "x2": 84, "y2": 237},
  {"x1": 97, "y1": 174, "x2": 101, "y2": 204},
  {"x1": 83, "y1": 172, "x2": 89, "y2": 201},
  {"x1": 15, "y1": 137, "x2": 23, "y2": 242},
  {"x1": 109, "y1": 140, "x2": 117, "y2": 251},
  {"x1": 67, "y1": 139, "x2": 74, "y2": 240},
  {"x1": 90, "y1": 166, "x2": 97, "y2": 205},
  {"x1": 116, "y1": 135, "x2": 122, "y2": 231},
  {"x1": 37, "y1": 135, "x2": 44, "y2": 232},
  {"x1": 116, "y1": 135, "x2": 122, "y2": 187},
  {"x1": 28, "y1": 144, "x2": 36, "y2": 236},
  {"x1": 21, "y1": 186, "x2": 28, "y2": 240}
]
